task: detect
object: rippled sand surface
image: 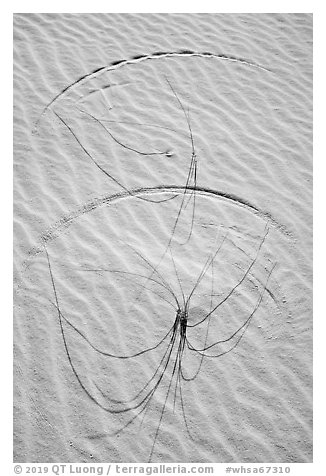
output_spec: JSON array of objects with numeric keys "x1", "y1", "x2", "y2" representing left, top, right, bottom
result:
[{"x1": 14, "y1": 13, "x2": 312, "y2": 463}]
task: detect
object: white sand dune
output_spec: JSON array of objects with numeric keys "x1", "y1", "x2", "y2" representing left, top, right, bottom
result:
[{"x1": 14, "y1": 13, "x2": 312, "y2": 463}]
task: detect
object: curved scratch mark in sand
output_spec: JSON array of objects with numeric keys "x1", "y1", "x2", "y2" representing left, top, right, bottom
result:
[
  {"x1": 24, "y1": 185, "x2": 292, "y2": 264},
  {"x1": 33, "y1": 50, "x2": 272, "y2": 131}
]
